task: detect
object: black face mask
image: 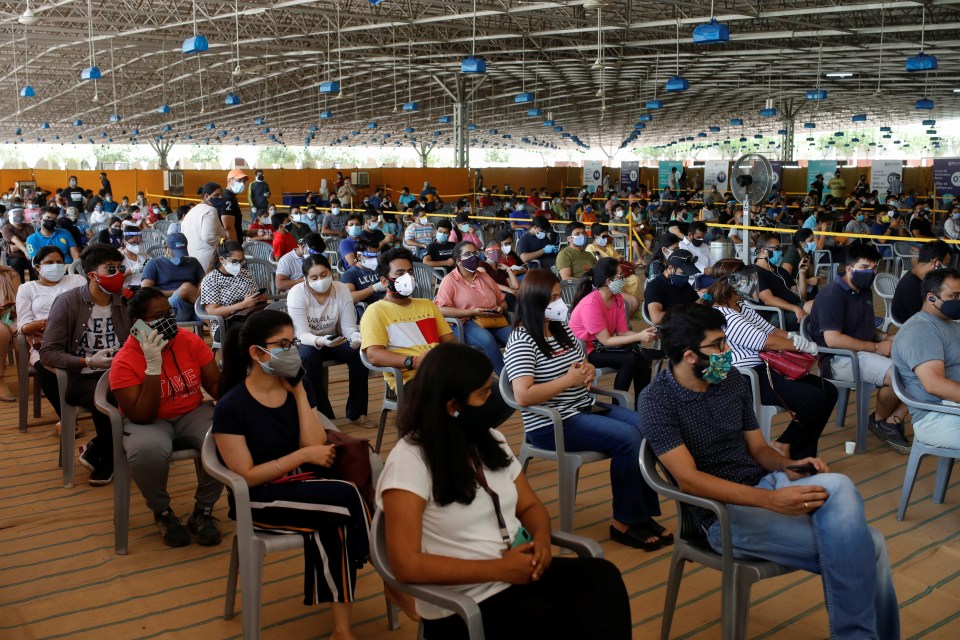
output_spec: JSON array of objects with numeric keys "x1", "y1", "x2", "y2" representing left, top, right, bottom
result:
[
  {"x1": 455, "y1": 391, "x2": 510, "y2": 440},
  {"x1": 849, "y1": 269, "x2": 876, "y2": 290},
  {"x1": 42, "y1": 219, "x2": 58, "y2": 231},
  {"x1": 691, "y1": 238, "x2": 704, "y2": 247}
]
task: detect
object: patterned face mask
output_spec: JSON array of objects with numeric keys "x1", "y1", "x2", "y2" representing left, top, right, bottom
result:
[{"x1": 696, "y1": 350, "x2": 732, "y2": 384}]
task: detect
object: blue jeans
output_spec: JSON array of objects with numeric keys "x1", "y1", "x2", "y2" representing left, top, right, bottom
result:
[
  {"x1": 168, "y1": 292, "x2": 198, "y2": 323},
  {"x1": 527, "y1": 403, "x2": 661, "y2": 526},
  {"x1": 462, "y1": 320, "x2": 512, "y2": 374},
  {"x1": 707, "y1": 471, "x2": 899, "y2": 639}
]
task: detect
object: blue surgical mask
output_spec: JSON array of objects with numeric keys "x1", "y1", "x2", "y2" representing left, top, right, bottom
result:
[
  {"x1": 436, "y1": 232, "x2": 449, "y2": 243},
  {"x1": 572, "y1": 234, "x2": 586, "y2": 247},
  {"x1": 768, "y1": 249, "x2": 783, "y2": 266},
  {"x1": 856, "y1": 214, "x2": 864, "y2": 222},
  {"x1": 804, "y1": 241, "x2": 817, "y2": 253}
]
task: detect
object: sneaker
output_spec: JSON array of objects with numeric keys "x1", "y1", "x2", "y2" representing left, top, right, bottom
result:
[
  {"x1": 155, "y1": 509, "x2": 190, "y2": 547},
  {"x1": 78, "y1": 441, "x2": 97, "y2": 473},
  {"x1": 187, "y1": 506, "x2": 223, "y2": 546},
  {"x1": 79, "y1": 443, "x2": 113, "y2": 485},
  {"x1": 88, "y1": 465, "x2": 114, "y2": 486},
  {"x1": 868, "y1": 413, "x2": 911, "y2": 455}
]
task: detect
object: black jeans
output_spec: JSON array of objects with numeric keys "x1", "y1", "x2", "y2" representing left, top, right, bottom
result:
[
  {"x1": 422, "y1": 557, "x2": 631, "y2": 640},
  {"x1": 299, "y1": 342, "x2": 369, "y2": 421},
  {"x1": 6, "y1": 255, "x2": 34, "y2": 283},
  {"x1": 65, "y1": 371, "x2": 114, "y2": 468},
  {"x1": 588, "y1": 347, "x2": 651, "y2": 405},
  {"x1": 753, "y1": 364, "x2": 839, "y2": 460},
  {"x1": 32, "y1": 361, "x2": 62, "y2": 418}
]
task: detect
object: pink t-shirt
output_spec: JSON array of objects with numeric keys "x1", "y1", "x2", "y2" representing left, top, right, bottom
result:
[
  {"x1": 434, "y1": 267, "x2": 504, "y2": 311},
  {"x1": 568, "y1": 289, "x2": 628, "y2": 353}
]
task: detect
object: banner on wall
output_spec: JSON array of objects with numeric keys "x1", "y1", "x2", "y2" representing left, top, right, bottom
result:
[
  {"x1": 807, "y1": 160, "x2": 837, "y2": 197},
  {"x1": 703, "y1": 161, "x2": 729, "y2": 192},
  {"x1": 583, "y1": 160, "x2": 603, "y2": 193},
  {"x1": 620, "y1": 161, "x2": 640, "y2": 191},
  {"x1": 933, "y1": 159, "x2": 960, "y2": 198},
  {"x1": 658, "y1": 161, "x2": 683, "y2": 191},
  {"x1": 870, "y1": 160, "x2": 903, "y2": 195}
]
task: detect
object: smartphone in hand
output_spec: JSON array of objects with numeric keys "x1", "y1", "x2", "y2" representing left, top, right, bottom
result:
[
  {"x1": 786, "y1": 463, "x2": 818, "y2": 475},
  {"x1": 131, "y1": 319, "x2": 153, "y2": 344}
]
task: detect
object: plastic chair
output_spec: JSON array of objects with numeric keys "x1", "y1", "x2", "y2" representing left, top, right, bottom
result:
[
  {"x1": 195, "y1": 299, "x2": 224, "y2": 350},
  {"x1": 799, "y1": 317, "x2": 870, "y2": 453},
  {"x1": 735, "y1": 366, "x2": 786, "y2": 444},
  {"x1": 639, "y1": 440, "x2": 795, "y2": 640},
  {"x1": 141, "y1": 228, "x2": 165, "y2": 249},
  {"x1": 872, "y1": 272, "x2": 901, "y2": 331},
  {"x1": 560, "y1": 279, "x2": 579, "y2": 307},
  {"x1": 891, "y1": 368, "x2": 960, "y2": 520},
  {"x1": 242, "y1": 240, "x2": 274, "y2": 264},
  {"x1": 55, "y1": 368, "x2": 99, "y2": 488},
  {"x1": 94, "y1": 374, "x2": 201, "y2": 555},
  {"x1": 370, "y1": 510, "x2": 604, "y2": 640},
  {"x1": 152, "y1": 220, "x2": 171, "y2": 235},
  {"x1": 15, "y1": 333, "x2": 43, "y2": 433},
  {"x1": 245, "y1": 259, "x2": 278, "y2": 298},
  {"x1": 892, "y1": 242, "x2": 918, "y2": 278},
  {"x1": 67, "y1": 260, "x2": 85, "y2": 276},
  {"x1": 741, "y1": 300, "x2": 786, "y2": 331},
  {"x1": 360, "y1": 349, "x2": 405, "y2": 453},
  {"x1": 497, "y1": 373, "x2": 629, "y2": 533},
  {"x1": 411, "y1": 263, "x2": 442, "y2": 299},
  {"x1": 146, "y1": 244, "x2": 166, "y2": 260},
  {"x1": 90, "y1": 222, "x2": 107, "y2": 236}
]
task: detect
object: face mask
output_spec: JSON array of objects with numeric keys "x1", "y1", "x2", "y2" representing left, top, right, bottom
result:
[
  {"x1": 454, "y1": 392, "x2": 509, "y2": 440},
  {"x1": 595, "y1": 236, "x2": 608, "y2": 248},
  {"x1": 362, "y1": 257, "x2": 379, "y2": 270},
  {"x1": 291, "y1": 214, "x2": 302, "y2": 223},
  {"x1": 459, "y1": 224, "x2": 471, "y2": 232},
  {"x1": 347, "y1": 225, "x2": 362, "y2": 238},
  {"x1": 501, "y1": 244, "x2": 512, "y2": 253},
  {"x1": 670, "y1": 273, "x2": 689, "y2": 287},
  {"x1": 148, "y1": 316, "x2": 179, "y2": 342},
  {"x1": 485, "y1": 250, "x2": 502, "y2": 262},
  {"x1": 932, "y1": 296, "x2": 960, "y2": 321},
  {"x1": 222, "y1": 260, "x2": 242, "y2": 276},
  {"x1": 368, "y1": 221, "x2": 380, "y2": 231},
  {"x1": 572, "y1": 234, "x2": 586, "y2": 247},
  {"x1": 805, "y1": 241, "x2": 817, "y2": 252},
  {"x1": 953, "y1": 213, "x2": 960, "y2": 220},
  {"x1": 169, "y1": 257, "x2": 182, "y2": 266},
  {"x1": 69, "y1": 180, "x2": 77, "y2": 187},
  {"x1": 436, "y1": 232, "x2": 449, "y2": 243},
  {"x1": 535, "y1": 231, "x2": 546, "y2": 240},
  {"x1": 40, "y1": 263, "x2": 65, "y2": 282},
  {"x1": 856, "y1": 214, "x2": 865, "y2": 222},
  {"x1": 515, "y1": 204, "x2": 525, "y2": 212},
  {"x1": 228, "y1": 181, "x2": 246, "y2": 195},
  {"x1": 257, "y1": 346, "x2": 304, "y2": 379},
  {"x1": 691, "y1": 238, "x2": 704, "y2": 247},
  {"x1": 110, "y1": 227, "x2": 122, "y2": 237},
  {"x1": 768, "y1": 249, "x2": 783, "y2": 266},
  {"x1": 11, "y1": 215, "x2": 24, "y2": 225},
  {"x1": 849, "y1": 268, "x2": 876, "y2": 290},
  {"x1": 460, "y1": 255, "x2": 480, "y2": 272},
  {"x1": 728, "y1": 268, "x2": 760, "y2": 301},
  {"x1": 388, "y1": 272, "x2": 416, "y2": 297},
  {"x1": 330, "y1": 207, "x2": 340, "y2": 216},
  {"x1": 104, "y1": 197, "x2": 112, "y2": 202},
  {"x1": 152, "y1": 207, "x2": 160, "y2": 214},
  {"x1": 256, "y1": 175, "x2": 263, "y2": 181},
  {"x1": 126, "y1": 242, "x2": 141, "y2": 254},
  {"x1": 283, "y1": 223, "x2": 293, "y2": 231},
  {"x1": 417, "y1": 216, "x2": 429, "y2": 225},
  {"x1": 93, "y1": 271, "x2": 125, "y2": 295},
  {"x1": 208, "y1": 197, "x2": 224, "y2": 209},
  {"x1": 309, "y1": 276, "x2": 333, "y2": 294},
  {"x1": 696, "y1": 350, "x2": 733, "y2": 384},
  {"x1": 42, "y1": 219, "x2": 57, "y2": 231},
  {"x1": 94, "y1": 206, "x2": 103, "y2": 213},
  {"x1": 608, "y1": 277, "x2": 626, "y2": 295},
  {"x1": 544, "y1": 298, "x2": 568, "y2": 322},
  {"x1": 614, "y1": 209, "x2": 624, "y2": 218},
  {"x1": 307, "y1": 212, "x2": 316, "y2": 219}
]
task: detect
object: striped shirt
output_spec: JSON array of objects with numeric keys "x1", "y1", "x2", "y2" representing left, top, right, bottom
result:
[
  {"x1": 716, "y1": 305, "x2": 776, "y2": 368},
  {"x1": 503, "y1": 325, "x2": 591, "y2": 433}
]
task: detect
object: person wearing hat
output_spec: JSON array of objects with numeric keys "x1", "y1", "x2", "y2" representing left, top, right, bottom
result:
[
  {"x1": 643, "y1": 248, "x2": 700, "y2": 325},
  {"x1": 141, "y1": 232, "x2": 206, "y2": 322},
  {"x1": 181, "y1": 182, "x2": 227, "y2": 271},
  {"x1": 249, "y1": 169, "x2": 270, "y2": 222},
  {"x1": 2, "y1": 208, "x2": 35, "y2": 281},
  {"x1": 218, "y1": 169, "x2": 249, "y2": 243}
]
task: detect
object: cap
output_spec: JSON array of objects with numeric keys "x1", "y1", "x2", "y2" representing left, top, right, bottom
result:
[
  {"x1": 201, "y1": 182, "x2": 221, "y2": 196},
  {"x1": 122, "y1": 222, "x2": 142, "y2": 236},
  {"x1": 667, "y1": 249, "x2": 700, "y2": 275},
  {"x1": 227, "y1": 169, "x2": 249, "y2": 182},
  {"x1": 166, "y1": 232, "x2": 189, "y2": 257}
]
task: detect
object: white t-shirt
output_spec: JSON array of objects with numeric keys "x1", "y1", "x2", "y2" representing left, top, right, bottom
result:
[
  {"x1": 375, "y1": 430, "x2": 523, "y2": 620},
  {"x1": 286, "y1": 280, "x2": 358, "y2": 346},
  {"x1": 78, "y1": 304, "x2": 119, "y2": 374},
  {"x1": 679, "y1": 236, "x2": 714, "y2": 273},
  {"x1": 276, "y1": 248, "x2": 304, "y2": 280},
  {"x1": 15, "y1": 275, "x2": 86, "y2": 364},
  {"x1": 123, "y1": 251, "x2": 148, "y2": 287}
]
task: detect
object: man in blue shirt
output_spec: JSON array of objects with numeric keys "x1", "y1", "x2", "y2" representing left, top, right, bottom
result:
[
  {"x1": 638, "y1": 303, "x2": 899, "y2": 640},
  {"x1": 26, "y1": 207, "x2": 80, "y2": 263},
  {"x1": 139, "y1": 232, "x2": 206, "y2": 322},
  {"x1": 516, "y1": 215, "x2": 558, "y2": 270}
]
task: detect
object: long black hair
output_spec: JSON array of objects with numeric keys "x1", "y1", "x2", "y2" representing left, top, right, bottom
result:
[
  {"x1": 514, "y1": 268, "x2": 574, "y2": 357},
  {"x1": 571, "y1": 257, "x2": 618, "y2": 309},
  {"x1": 397, "y1": 343, "x2": 511, "y2": 506},
  {"x1": 220, "y1": 310, "x2": 293, "y2": 396}
]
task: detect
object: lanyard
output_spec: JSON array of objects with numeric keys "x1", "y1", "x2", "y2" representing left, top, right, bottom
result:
[{"x1": 472, "y1": 454, "x2": 512, "y2": 549}]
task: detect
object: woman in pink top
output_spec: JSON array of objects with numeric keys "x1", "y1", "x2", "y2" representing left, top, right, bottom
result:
[
  {"x1": 434, "y1": 241, "x2": 510, "y2": 374},
  {"x1": 569, "y1": 258, "x2": 658, "y2": 404}
]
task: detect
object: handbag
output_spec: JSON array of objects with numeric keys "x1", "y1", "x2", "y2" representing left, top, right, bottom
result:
[
  {"x1": 758, "y1": 350, "x2": 816, "y2": 381},
  {"x1": 472, "y1": 314, "x2": 509, "y2": 329},
  {"x1": 324, "y1": 430, "x2": 375, "y2": 505},
  {"x1": 617, "y1": 260, "x2": 636, "y2": 277}
]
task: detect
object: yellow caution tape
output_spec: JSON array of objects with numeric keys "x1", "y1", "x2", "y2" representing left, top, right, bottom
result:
[{"x1": 706, "y1": 221, "x2": 960, "y2": 245}]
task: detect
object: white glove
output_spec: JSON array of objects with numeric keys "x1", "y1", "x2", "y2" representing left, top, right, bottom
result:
[
  {"x1": 130, "y1": 263, "x2": 143, "y2": 275},
  {"x1": 372, "y1": 282, "x2": 387, "y2": 293},
  {"x1": 788, "y1": 332, "x2": 818, "y2": 355},
  {"x1": 87, "y1": 348, "x2": 116, "y2": 370},
  {"x1": 315, "y1": 334, "x2": 345, "y2": 348},
  {"x1": 349, "y1": 331, "x2": 362, "y2": 348},
  {"x1": 141, "y1": 330, "x2": 168, "y2": 375}
]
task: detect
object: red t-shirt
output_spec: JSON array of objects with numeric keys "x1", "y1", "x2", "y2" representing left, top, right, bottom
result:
[
  {"x1": 109, "y1": 330, "x2": 214, "y2": 420},
  {"x1": 272, "y1": 230, "x2": 298, "y2": 260}
]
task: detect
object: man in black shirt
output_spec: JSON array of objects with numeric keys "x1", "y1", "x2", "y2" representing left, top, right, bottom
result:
[
  {"x1": 908, "y1": 203, "x2": 934, "y2": 239},
  {"x1": 638, "y1": 304, "x2": 899, "y2": 640},
  {"x1": 99, "y1": 172, "x2": 112, "y2": 198},
  {"x1": 892, "y1": 240, "x2": 950, "y2": 325},
  {"x1": 249, "y1": 169, "x2": 270, "y2": 220},
  {"x1": 219, "y1": 168, "x2": 248, "y2": 242},
  {"x1": 754, "y1": 233, "x2": 810, "y2": 331},
  {"x1": 643, "y1": 249, "x2": 699, "y2": 324},
  {"x1": 423, "y1": 219, "x2": 456, "y2": 273},
  {"x1": 62, "y1": 176, "x2": 86, "y2": 211}
]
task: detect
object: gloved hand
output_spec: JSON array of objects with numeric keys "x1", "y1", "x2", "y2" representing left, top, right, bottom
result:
[
  {"x1": 543, "y1": 244, "x2": 557, "y2": 254},
  {"x1": 130, "y1": 263, "x2": 143, "y2": 275},
  {"x1": 315, "y1": 334, "x2": 344, "y2": 348},
  {"x1": 372, "y1": 282, "x2": 387, "y2": 293},
  {"x1": 141, "y1": 330, "x2": 168, "y2": 375},
  {"x1": 788, "y1": 332, "x2": 818, "y2": 355},
  {"x1": 88, "y1": 348, "x2": 116, "y2": 370},
  {"x1": 349, "y1": 331, "x2": 362, "y2": 349}
]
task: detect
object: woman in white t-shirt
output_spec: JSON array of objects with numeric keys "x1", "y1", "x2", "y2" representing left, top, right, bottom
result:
[
  {"x1": 287, "y1": 254, "x2": 367, "y2": 424},
  {"x1": 15, "y1": 246, "x2": 86, "y2": 412},
  {"x1": 376, "y1": 342, "x2": 631, "y2": 639}
]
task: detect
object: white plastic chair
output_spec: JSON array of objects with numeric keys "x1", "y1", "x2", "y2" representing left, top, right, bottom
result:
[
  {"x1": 735, "y1": 366, "x2": 787, "y2": 444},
  {"x1": 242, "y1": 240, "x2": 274, "y2": 264},
  {"x1": 741, "y1": 300, "x2": 786, "y2": 331},
  {"x1": 872, "y1": 272, "x2": 901, "y2": 331},
  {"x1": 194, "y1": 299, "x2": 223, "y2": 350},
  {"x1": 55, "y1": 368, "x2": 100, "y2": 488}
]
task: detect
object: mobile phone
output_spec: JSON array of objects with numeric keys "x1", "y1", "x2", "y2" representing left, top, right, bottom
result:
[
  {"x1": 257, "y1": 287, "x2": 267, "y2": 295},
  {"x1": 131, "y1": 319, "x2": 153, "y2": 344},
  {"x1": 287, "y1": 366, "x2": 306, "y2": 387},
  {"x1": 786, "y1": 463, "x2": 818, "y2": 475},
  {"x1": 511, "y1": 526, "x2": 533, "y2": 549}
]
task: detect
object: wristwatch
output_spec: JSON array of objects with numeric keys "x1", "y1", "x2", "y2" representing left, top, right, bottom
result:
[{"x1": 403, "y1": 356, "x2": 415, "y2": 370}]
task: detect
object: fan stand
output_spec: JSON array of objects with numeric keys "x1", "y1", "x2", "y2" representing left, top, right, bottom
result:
[{"x1": 741, "y1": 194, "x2": 750, "y2": 262}]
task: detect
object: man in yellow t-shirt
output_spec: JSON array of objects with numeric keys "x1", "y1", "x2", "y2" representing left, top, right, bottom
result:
[
  {"x1": 359, "y1": 247, "x2": 455, "y2": 389},
  {"x1": 828, "y1": 171, "x2": 846, "y2": 200}
]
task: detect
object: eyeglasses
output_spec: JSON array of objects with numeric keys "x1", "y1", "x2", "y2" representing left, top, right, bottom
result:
[
  {"x1": 698, "y1": 338, "x2": 727, "y2": 352},
  {"x1": 459, "y1": 251, "x2": 480, "y2": 260},
  {"x1": 264, "y1": 338, "x2": 301, "y2": 351},
  {"x1": 98, "y1": 264, "x2": 127, "y2": 275}
]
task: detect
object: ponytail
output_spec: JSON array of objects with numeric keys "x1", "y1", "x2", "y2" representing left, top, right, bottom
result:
[{"x1": 219, "y1": 310, "x2": 293, "y2": 397}]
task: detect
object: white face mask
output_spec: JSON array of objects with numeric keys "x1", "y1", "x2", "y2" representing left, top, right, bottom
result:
[
  {"x1": 362, "y1": 257, "x2": 379, "y2": 270},
  {"x1": 391, "y1": 272, "x2": 416, "y2": 297},
  {"x1": 309, "y1": 276, "x2": 333, "y2": 294},
  {"x1": 330, "y1": 207, "x2": 340, "y2": 216},
  {"x1": 418, "y1": 216, "x2": 429, "y2": 225},
  {"x1": 291, "y1": 214, "x2": 302, "y2": 223},
  {"x1": 40, "y1": 263, "x2": 66, "y2": 282},
  {"x1": 229, "y1": 180, "x2": 246, "y2": 195},
  {"x1": 126, "y1": 242, "x2": 141, "y2": 254},
  {"x1": 595, "y1": 236, "x2": 608, "y2": 248},
  {"x1": 222, "y1": 260, "x2": 242, "y2": 276},
  {"x1": 535, "y1": 231, "x2": 546, "y2": 240},
  {"x1": 544, "y1": 299, "x2": 569, "y2": 322}
]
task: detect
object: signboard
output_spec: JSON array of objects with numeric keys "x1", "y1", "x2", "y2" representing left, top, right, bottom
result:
[
  {"x1": 703, "y1": 160, "x2": 729, "y2": 192},
  {"x1": 932, "y1": 158, "x2": 960, "y2": 199},
  {"x1": 870, "y1": 160, "x2": 903, "y2": 195},
  {"x1": 583, "y1": 160, "x2": 603, "y2": 193},
  {"x1": 658, "y1": 161, "x2": 683, "y2": 191},
  {"x1": 620, "y1": 161, "x2": 640, "y2": 192},
  {"x1": 807, "y1": 160, "x2": 838, "y2": 200}
]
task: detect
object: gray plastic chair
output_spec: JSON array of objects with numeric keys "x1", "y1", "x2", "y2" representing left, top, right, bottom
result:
[
  {"x1": 872, "y1": 272, "x2": 901, "y2": 331},
  {"x1": 141, "y1": 228, "x2": 165, "y2": 249},
  {"x1": 891, "y1": 367, "x2": 960, "y2": 520},
  {"x1": 892, "y1": 241, "x2": 918, "y2": 278},
  {"x1": 560, "y1": 279, "x2": 579, "y2": 306},
  {"x1": 639, "y1": 440, "x2": 795, "y2": 640},
  {"x1": 145, "y1": 244, "x2": 166, "y2": 260},
  {"x1": 371, "y1": 510, "x2": 604, "y2": 640},
  {"x1": 195, "y1": 299, "x2": 224, "y2": 350},
  {"x1": 245, "y1": 258, "x2": 278, "y2": 298},
  {"x1": 411, "y1": 263, "x2": 442, "y2": 299},
  {"x1": 152, "y1": 220, "x2": 171, "y2": 235},
  {"x1": 360, "y1": 349, "x2": 405, "y2": 453},
  {"x1": 94, "y1": 374, "x2": 201, "y2": 555},
  {"x1": 799, "y1": 317, "x2": 870, "y2": 453},
  {"x1": 497, "y1": 373, "x2": 629, "y2": 533},
  {"x1": 735, "y1": 367, "x2": 786, "y2": 444},
  {"x1": 16, "y1": 333, "x2": 43, "y2": 433},
  {"x1": 56, "y1": 367, "x2": 96, "y2": 488},
  {"x1": 242, "y1": 240, "x2": 274, "y2": 264}
]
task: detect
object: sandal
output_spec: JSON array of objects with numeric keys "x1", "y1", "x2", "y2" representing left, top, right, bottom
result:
[
  {"x1": 643, "y1": 518, "x2": 674, "y2": 546},
  {"x1": 609, "y1": 524, "x2": 663, "y2": 552}
]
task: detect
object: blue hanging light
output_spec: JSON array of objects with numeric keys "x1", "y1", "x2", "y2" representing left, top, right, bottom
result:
[
  {"x1": 367, "y1": 122, "x2": 378, "y2": 129},
  {"x1": 803, "y1": 122, "x2": 816, "y2": 129},
  {"x1": 645, "y1": 100, "x2": 664, "y2": 109},
  {"x1": 224, "y1": 92, "x2": 241, "y2": 106},
  {"x1": 915, "y1": 97, "x2": 934, "y2": 110},
  {"x1": 527, "y1": 108, "x2": 542, "y2": 117},
  {"x1": 438, "y1": 116, "x2": 451, "y2": 124},
  {"x1": 319, "y1": 110, "x2": 334, "y2": 119},
  {"x1": 182, "y1": 35, "x2": 209, "y2": 55},
  {"x1": 805, "y1": 89, "x2": 828, "y2": 100},
  {"x1": 157, "y1": 104, "x2": 171, "y2": 114},
  {"x1": 639, "y1": 114, "x2": 653, "y2": 122},
  {"x1": 74, "y1": 119, "x2": 83, "y2": 126},
  {"x1": 730, "y1": 118, "x2": 743, "y2": 126},
  {"x1": 461, "y1": 56, "x2": 486, "y2": 74},
  {"x1": 19, "y1": 86, "x2": 35, "y2": 98},
  {"x1": 319, "y1": 81, "x2": 340, "y2": 94},
  {"x1": 254, "y1": 117, "x2": 266, "y2": 125},
  {"x1": 905, "y1": 52, "x2": 937, "y2": 72},
  {"x1": 664, "y1": 76, "x2": 689, "y2": 92},
  {"x1": 514, "y1": 92, "x2": 535, "y2": 104},
  {"x1": 402, "y1": 102, "x2": 420, "y2": 111},
  {"x1": 692, "y1": 19, "x2": 730, "y2": 45},
  {"x1": 922, "y1": 119, "x2": 936, "y2": 126},
  {"x1": 851, "y1": 114, "x2": 867, "y2": 122},
  {"x1": 709, "y1": 126, "x2": 721, "y2": 132},
  {"x1": 81, "y1": 67, "x2": 101, "y2": 80},
  {"x1": 109, "y1": 114, "x2": 122, "y2": 122}
]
